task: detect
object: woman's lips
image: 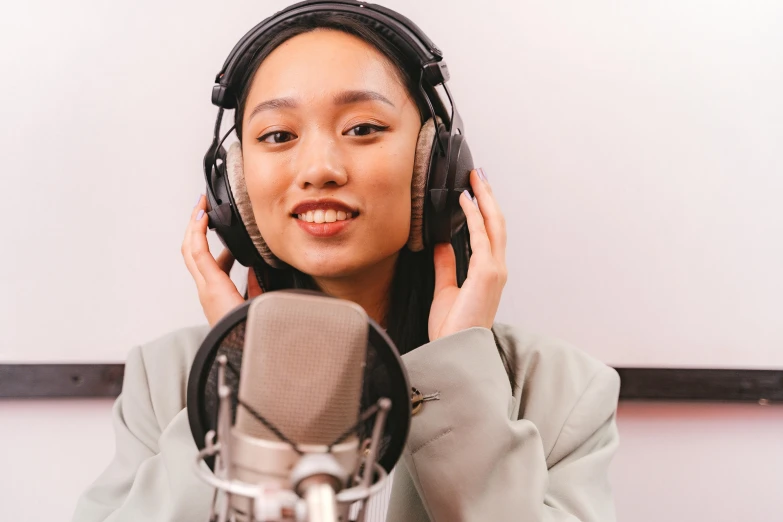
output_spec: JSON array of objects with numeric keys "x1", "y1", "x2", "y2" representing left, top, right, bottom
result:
[{"x1": 294, "y1": 215, "x2": 355, "y2": 237}]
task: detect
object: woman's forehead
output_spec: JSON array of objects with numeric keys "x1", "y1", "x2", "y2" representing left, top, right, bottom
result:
[{"x1": 247, "y1": 30, "x2": 408, "y2": 105}]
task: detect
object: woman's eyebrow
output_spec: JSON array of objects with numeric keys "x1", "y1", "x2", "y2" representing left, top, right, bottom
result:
[
  {"x1": 248, "y1": 97, "x2": 297, "y2": 121},
  {"x1": 333, "y1": 89, "x2": 395, "y2": 107},
  {"x1": 249, "y1": 90, "x2": 395, "y2": 121}
]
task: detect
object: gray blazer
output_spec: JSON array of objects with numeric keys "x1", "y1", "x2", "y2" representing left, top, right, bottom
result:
[{"x1": 72, "y1": 324, "x2": 620, "y2": 521}]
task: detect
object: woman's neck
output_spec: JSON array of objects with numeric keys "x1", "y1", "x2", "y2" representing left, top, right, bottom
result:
[{"x1": 312, "y1": 254, "x2": 398, "y2": 329}]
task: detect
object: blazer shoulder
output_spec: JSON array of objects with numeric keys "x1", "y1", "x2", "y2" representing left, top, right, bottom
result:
[
  {"x1": 131, "y1": 323, "x2": 211, "y2": 430},
  {"x1": 493, "y1": 323, "x2": 620, "y2": 466}
]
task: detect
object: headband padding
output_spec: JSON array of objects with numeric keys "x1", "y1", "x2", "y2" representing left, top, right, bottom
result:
[
  {"x1": 407, "y1": 118, "x2": 436, "y2": 252},
  {"x1": 225, "y1": 142, "x2": 285, "y2": 268}
]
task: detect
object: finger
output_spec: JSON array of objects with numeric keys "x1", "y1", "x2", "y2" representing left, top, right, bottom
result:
[
  {"x1": 247, "y1": 267, "x2": 264, "y2": 298},
  {"x1": 433, "y1": 243, "x2": 458, "y2": 294},
  {"x1": 191, "y1": 193, "x2": 206, "y2": 219},
  {"x1": 189, "y1": 207, "x2": 227, "y2": 284},
  {"x1": 470, "y1": 169, "x2": 506, "y2": 261},
  {"x1": 459, "y1": 188, "x2": 492, "y2": 257},
  {"x1": 182, "y1": 196, "x2": 207, "y2": 287},
  {"x1": 182, "y1": 242, "x2": 206, "y2": 288},
  {"x1": 216, "y1": 248, "x2": 235, "y2": 275}
]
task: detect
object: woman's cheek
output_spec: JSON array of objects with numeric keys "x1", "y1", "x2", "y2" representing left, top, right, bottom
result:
[
  {"x1": 243, "y1": 161, "x2": 291, "y2": 249},
  {"x1": 368, "y1": 179, "x2": 412, "y2": 246},
  {"x1": 382, "y1": 153, "x2": 415, "y2": 240}
]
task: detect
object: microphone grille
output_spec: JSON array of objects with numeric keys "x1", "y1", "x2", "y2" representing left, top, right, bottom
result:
[{"x1": 236, "y1": 291, "x2": 369, "y2": 445}]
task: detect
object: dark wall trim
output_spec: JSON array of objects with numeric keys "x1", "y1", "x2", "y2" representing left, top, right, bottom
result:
[
  {"x1": 0, "y1": 364, "x2": 781, "y2": 403},
  {"x1": 0, "y1": 364, "x2": 124, "y2": 399},
  {"x1": 615, "y1": 368, "x2": 782, "y2": 403}
]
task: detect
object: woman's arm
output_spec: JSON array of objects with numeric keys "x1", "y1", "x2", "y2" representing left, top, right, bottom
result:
[
  {"x1": 72, "y1": 338, "x2": 212, "y2": 522},
  {"x1": 391, "y1": 327, "x2": 620, "y2": 522}
]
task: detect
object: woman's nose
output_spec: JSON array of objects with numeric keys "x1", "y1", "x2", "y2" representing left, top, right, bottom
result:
[{"x1": 293, "y1": 133, "x2": 348, "y2": 189}]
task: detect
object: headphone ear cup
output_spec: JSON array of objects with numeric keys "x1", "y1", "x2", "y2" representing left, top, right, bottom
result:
[
  {"x1": 225, "y1": 143, "x2": 285, "y2": 268},
  {"x1": 422, "y1": 120, "x2": 452, "y2": 246},
  {"x1": 203, "y1": 143, "x2": 263, "y2": 269},
  {"x1": 447, "y1": 133, "x2": 474, "y2": 235},
  {"x1": 216, "y1": 144, "x2": 227, "y2": 165},
  {"x1": 423, "y1": 121, "x2": 475, "y2": 246},
  {"x1": 407, "y1": 119, "x2": 437, "y2": 252}
]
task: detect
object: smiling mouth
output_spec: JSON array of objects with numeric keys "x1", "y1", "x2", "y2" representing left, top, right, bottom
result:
[{"x1": 292, "y1": 209, "x2": 358, "y2": 223}]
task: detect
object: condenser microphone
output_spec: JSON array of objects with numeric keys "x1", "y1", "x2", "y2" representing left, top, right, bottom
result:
[
  {"x1": 188, "y1": 290, "x2": 411, "y2": 522},
  {"x1": 232, "y1": 291, "x2": 368, "y2": 520}
]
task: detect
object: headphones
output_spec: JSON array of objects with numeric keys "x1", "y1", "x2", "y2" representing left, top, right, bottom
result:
[{"x1": 203, "y1": 0, "x2": 474, "y2": 269}]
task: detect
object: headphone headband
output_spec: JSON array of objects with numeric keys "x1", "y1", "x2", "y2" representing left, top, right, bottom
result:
[{"x1": 211, "y1": 0, "x2": 450, "y2": 109}]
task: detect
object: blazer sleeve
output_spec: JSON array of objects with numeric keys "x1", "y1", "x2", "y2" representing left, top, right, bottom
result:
[
  {"x1": 71, "y1": 345, "x2": 212, "y2": 522},
  {"x1": 397, "y1": 327, "x2": 620, "y2": 522}
]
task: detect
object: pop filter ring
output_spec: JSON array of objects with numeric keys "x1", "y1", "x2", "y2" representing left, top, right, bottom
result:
[{"x1": 187, "y1": 290, "x2": 412, "y2": 473}]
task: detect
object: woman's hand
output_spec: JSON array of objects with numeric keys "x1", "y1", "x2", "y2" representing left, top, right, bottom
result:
[
  {"x1": 182, "y1": 195, "x2": 262, "y2": 326},
  {"x1": 428, "y1": 168, "x2": 507, "y2": 341}
]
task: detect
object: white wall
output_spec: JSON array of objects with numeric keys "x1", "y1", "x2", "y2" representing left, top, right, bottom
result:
[
  {"x1": 0, "y1": 401, "x2": 116, "y2": 521},
  {"x1": 2, "y1": 0, "x2": 782, "y2": 368},
  {"x1": 2, "y1": 401, "x2": 781, "y2": 521},
  {"x1": 612, "y1": 403, "x2": 783, "y2": 520}
]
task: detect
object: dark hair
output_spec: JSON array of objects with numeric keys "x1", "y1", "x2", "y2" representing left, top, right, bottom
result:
[{"x1": 232, "y1": 12, "x2": 517, "y2": 392}]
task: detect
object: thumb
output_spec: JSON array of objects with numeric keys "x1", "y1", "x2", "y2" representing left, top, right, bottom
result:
[
  {"x1": 247, "y1": 266, "x2": 264, "y2": 298},
  {"x1": 433, "y1": 243, "x2": 457, "y2": 294},
  {"x1": 216, "y1": 248, "x2": 235, "y2": 275}
]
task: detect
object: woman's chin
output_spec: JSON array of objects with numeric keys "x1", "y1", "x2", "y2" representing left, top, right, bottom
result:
[
  {"x1": 280, "y1": 248, "x2": 401, "y2": 282},
  {"x1": 291, "y1": 261, "x2": 363, "y2": 280}
]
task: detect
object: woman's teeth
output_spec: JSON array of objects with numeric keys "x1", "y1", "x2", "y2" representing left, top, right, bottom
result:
[{"x1": 297, "y1": 210, "x2": 354, "y2": 223}]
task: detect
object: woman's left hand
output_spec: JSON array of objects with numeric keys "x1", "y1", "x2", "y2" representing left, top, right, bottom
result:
[{"x1": 428, "y1": 168, "x2": 507, "y2": 341}]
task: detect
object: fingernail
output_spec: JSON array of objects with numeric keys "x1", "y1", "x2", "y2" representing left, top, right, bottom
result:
[
  {"x1": 477, "y1": 167, "x2": 488, "y2": 182},
  {"x1": 194, "y1": 194, "x2": 202, "y2": 207},
  {"x1": 196, "y1": 209, "x2": 205, "y2": 221},
  {"x1": 463, "y1": 190, "x2": 478, "y2": 207}
]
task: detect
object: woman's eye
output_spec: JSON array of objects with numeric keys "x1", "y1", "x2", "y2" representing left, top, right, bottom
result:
[
  {"x1": 257, "y1": 131, "x2": 296, "y2": 144},
  {"x1": 345, "y1": 124, "x2": 388, "y2": 137}
]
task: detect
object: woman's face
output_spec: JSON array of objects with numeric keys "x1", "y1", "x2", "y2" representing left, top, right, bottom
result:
[{"x1": 241, "y1": 29, "x2": 422, "y2": 279}]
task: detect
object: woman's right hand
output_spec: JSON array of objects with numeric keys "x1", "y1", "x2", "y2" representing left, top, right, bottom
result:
[{"x1": 182, "y1": 195, "x2": 261, "y2": 326}]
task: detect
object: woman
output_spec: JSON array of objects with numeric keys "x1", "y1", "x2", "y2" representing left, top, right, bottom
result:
[{"x1": 73, "y1": 7, "x2": 620, "y2": 522}]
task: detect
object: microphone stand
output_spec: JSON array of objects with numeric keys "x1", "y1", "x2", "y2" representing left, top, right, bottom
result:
[
  {"x1": 353, "y1": 399, "x2": 391, "y2": 522},
  {"x1": 195, "y1": 356, "x2": 392, "y2": 522}
]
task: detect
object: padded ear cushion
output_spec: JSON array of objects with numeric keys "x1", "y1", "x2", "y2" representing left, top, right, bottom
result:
[
  {"x1": 407, "y1": 118, "x2": 437, "y2": 252},
  {"x1": 225, "y1": 142, "x2": 285, "y2": 268}
]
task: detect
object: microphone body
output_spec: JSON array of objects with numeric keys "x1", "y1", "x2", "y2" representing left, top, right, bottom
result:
[{"x1": 192, "y1": 291, "x2": 394, "y2": 522}]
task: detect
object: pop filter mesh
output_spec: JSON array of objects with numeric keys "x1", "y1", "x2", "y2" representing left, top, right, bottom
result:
[
  {"x1": 195, "y1": 293, "x2": 409, "y2": 472},
  {"x1": 236, "y1": 293, "x2": 367, "y2": 445}
]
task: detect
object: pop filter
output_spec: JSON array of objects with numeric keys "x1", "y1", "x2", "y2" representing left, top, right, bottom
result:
[{"x1": 186, "y1": 290, "x2": 412, "y2": 475}]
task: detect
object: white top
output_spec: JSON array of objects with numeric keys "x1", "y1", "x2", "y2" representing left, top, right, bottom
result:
[{"x1": 349, "y1": 468, "x2": 395, "y2": 521}]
